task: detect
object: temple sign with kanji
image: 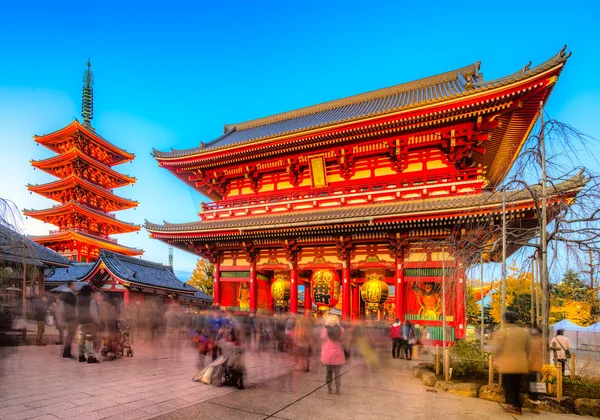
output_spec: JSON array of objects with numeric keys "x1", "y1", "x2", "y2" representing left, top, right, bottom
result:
[{"x1": 147, "y1": 48, "x2": 583, "y2": 342}]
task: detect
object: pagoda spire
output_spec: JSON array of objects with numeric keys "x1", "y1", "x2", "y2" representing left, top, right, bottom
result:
[{"x1": 81, "y1": 59, "x2": 94, "y2": 128}]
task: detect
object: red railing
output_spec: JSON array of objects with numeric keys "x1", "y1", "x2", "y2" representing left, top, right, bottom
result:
[{"x1": 201, "y1": 167, "x2": 482, "y2": 213}]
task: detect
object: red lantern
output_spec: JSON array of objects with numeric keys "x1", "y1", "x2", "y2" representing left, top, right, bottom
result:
[{"x1": 311, "y1": 269, "x2": 341, "y2": 310}]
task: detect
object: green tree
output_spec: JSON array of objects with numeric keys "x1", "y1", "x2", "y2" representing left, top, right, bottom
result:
[
  {"x1": 187, "y1": 258, "x2": 214, "y2": 297},
  {"x1": 550, "y1": 270, "x2": 599, "y2": 326},
  {"x1": 507, "y1": 293, "x2": 532, "y2": 327},
  {"x1": 465, "y1": 286, "x2": 480, "y2": 325}
]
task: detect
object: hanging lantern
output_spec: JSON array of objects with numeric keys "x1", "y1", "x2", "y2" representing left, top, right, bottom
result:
[
  {"x1": 271, "y1": 272, "x2": 290, "y2": 307},
  {"x1": 361, "y1": 272, "x2": 390, "y2": 309},
  {"x1": 311, "y1": 269, "x2": 341, "y2": 310}
]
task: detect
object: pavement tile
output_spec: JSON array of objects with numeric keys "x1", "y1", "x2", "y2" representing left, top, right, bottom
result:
[
  {"x1": 0, "y1": 404, "x2": 31, "y2": 416},
  {"x1": 139, "y1": 399, "x2": 183, "y2": 416},
  {"x1": 102, "y1": 409, "x2": 151, "y2": 420},
  {"x1": 93, "y1": 399, "x2": 154, "y2": 418},
  {"x1": 3, "y1": 407, "x2": 52, "y2": 420},
  {"x1": 25, "y1": 394, "x2": 90, "y2": 409},
  {"x1": 46, "y1": 399, "x2": 118, "y2": 419}
]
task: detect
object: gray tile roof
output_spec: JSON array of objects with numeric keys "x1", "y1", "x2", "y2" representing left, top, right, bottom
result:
[
  {"x1": 146, "y1": 173, "x2": 585, "y2": 234},
  {"x1": 96, "y1": 249, "x2": 196, "y2": 294},
  {"x1": 0, "y1": 223, "x2": 71, "y2": 267},
  {"x1": 179, "y1": 290, "x2": 213, "y2": 303},
  {"x1": 154, "y1": 48, "x2": 570, "y2": 159},
  {"x1": 45, "y1": 263, "x2": 94, "y2": 284}
]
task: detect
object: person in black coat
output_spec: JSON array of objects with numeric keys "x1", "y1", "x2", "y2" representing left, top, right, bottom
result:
[
  {"x1": 61, "y1": 281, "x2": 78, "y2": 358},
  {"x1": 34, "y1": 295, "x2": 48, "y2": 346}
]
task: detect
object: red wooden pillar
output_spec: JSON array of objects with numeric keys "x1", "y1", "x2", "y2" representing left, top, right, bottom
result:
[
  {"x1": 351, "y1": 284, "x2": 360, "y2": 320},
  {"x1": 250, "y1": 260, "x2": 257, "y2": 314},
  {"x1": 290, "y1": 263, "x2": 298, "y2": 315},
  {"x1": 304, "y1": 281, "x2": 312, "y2": 317},
  {"x1": 267, "y1": 276, "x2": 275, "y2": 315},
  {"x1": 342, "y1": 263, "x2": 351, "y2": 321},
  {"x1": 395, "y1": 248, "x2": 404, "y2": 321},
  {"x1": 455, "y1": 259, "x2": 466, "y2": 340},
  {"x1": 123, "y1": 287, "x2": 130, "y2": 309},
  {"x1": 213, "y1": 262, "x2": 221, "y2": 307}
]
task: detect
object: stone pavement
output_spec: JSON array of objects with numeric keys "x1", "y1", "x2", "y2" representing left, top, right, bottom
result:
[
  {"x1": 0, "y1": 340, "x2": 294, "y2": 420},
  {"x1": 0, "y1": 341, "x2": 583, "y2": 420},
  {"x1": 155, "y1": 357, "x2": 581, "y2": 420}
]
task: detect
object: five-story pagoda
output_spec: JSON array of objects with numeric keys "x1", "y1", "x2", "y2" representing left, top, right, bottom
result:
[{"x1": 24, "y1": 61, "x2": 142, "y2": 262}]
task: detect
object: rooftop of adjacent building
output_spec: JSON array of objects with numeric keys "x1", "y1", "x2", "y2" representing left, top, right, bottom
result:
[{"x1": 0, "y1": 223, "x2": 71, "y2": 268}]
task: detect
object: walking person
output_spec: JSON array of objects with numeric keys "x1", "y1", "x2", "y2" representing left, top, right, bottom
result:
[
  {"x1": 495, "y1": 311, "x2": 530, "y2": 415},
  {"x1": 390, "y1": 318, "x2": 402, "y2": 359},
  {"x1": 165, "y1": 303, "x2": 184, "y2": 358},
  {"x1": 528, "y1": 327, "x2": 543, "y2": 412},
  {"x1": 404, "y1": 321, "x2": 417, "y2": 360},
  {"x1": 62, "y1": 281, "x2": 78, "y2": 358},
  {"x1": 77, "y1": 285, "x2": 101, "y2": 363},
  {"x1": 320, "y1": 315, "x2": 346, "y2": 395},
  {"x1": 34, "y1": 294, "x2": 48, "y2": 346},
  {"x1": 53, "y1": 296, "x2": 65, "y2": 345},
  {"x1": 550, "y1": 329, "x2": 571, "y2": 376}
]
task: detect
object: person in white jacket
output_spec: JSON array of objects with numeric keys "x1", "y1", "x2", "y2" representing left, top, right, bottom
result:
[{"x1": 550, "y1": 329, "x2": 571, "y2": 375}]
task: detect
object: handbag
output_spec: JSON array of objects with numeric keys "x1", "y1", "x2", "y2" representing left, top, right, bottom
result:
[
  {"x1": 192, "y1": 365, "x2": 214, "y2": 383},
  {"x1": 529, "y1": 382, "x2": 547, "y2": 393},
  {"x1": 557, "y1": 338, "x2": 571, "y2": 359}
]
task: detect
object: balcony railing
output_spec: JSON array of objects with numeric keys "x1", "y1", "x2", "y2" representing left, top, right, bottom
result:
[
  {"x1": 48, "y1": 228, "x2": 118, "y2": 243},
  {"x1": 201, "y1": 167, "x2": 482, "y2": 213}
]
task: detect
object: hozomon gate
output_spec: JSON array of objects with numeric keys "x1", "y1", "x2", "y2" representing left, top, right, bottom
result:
[{"x1": 147, "y1": 48, "x2": 581, "y2": 341}]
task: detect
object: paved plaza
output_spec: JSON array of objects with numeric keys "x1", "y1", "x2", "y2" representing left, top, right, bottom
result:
[{"x1": 0, "y1": 339, "x2": 584, "y2": 420}]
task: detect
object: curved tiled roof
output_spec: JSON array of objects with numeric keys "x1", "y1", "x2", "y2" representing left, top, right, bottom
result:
[
  {"x1": 154, "y1": 47, "x2": 570, "y2": 159},
  {"x1": 0, "y1": 223, "x2": 71, "y2": 267},
  {"x1": 45, "y1": 263, "x2": 94, "y2": 284},
  {"x1": 98, "y1": 249, "x2": 195, "y2": 293},
  {"x1": 24, "y1": 201, "x2": 140, "y2": 232},
  {"x1": 146, "y1": 172, "x2": 586, "y2": 234}
]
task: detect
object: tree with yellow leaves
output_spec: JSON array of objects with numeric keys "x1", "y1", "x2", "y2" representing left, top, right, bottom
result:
[
  {"x1": 489, "y1": 265, "x2": 539, "y2": 325},
  {"x1": 187, "y1": 258, "x2": 214, "y2": 297},
  {"x1": 489, "y1": 266, "x2": 599, "y2": 327}
]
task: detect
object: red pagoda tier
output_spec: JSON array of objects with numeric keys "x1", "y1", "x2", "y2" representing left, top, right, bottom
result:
[
  {"x1": 25, "y1": 61, "x2": 142, "y2": 262},
  {"x1": 147, "y1": 48, "x2": 582, "y2": 340}
]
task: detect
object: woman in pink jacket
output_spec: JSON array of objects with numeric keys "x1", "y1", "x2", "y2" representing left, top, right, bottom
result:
[{"x1": 321, "y1": 316, "x2": 346, "y2": 395}]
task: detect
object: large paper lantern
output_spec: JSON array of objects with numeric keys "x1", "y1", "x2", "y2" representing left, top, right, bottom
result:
[
  {"x1": 271, "y1": 272, "x2": 290, "y2": 307},
  {"x1": 311, "y1": 269, "x2": 340, "y2": 310},
  {"x1": 361, "y1": 272, "x2": 390, "y2": 307}
]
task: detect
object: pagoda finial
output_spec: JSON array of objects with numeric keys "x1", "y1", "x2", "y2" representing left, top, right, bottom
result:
[{"x1": 81, "y1": 58, "x2": 94, "y2": 128}]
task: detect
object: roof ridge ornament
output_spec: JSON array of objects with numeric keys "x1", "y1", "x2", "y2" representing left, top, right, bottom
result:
[{"x1": 82, "y1": 59, "x2": 94, "y2": 129}]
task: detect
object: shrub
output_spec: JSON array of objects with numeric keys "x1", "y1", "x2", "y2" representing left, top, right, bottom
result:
[
  {"x1": 562, "y1": 377, "x2": 600, "y2": 399},
  {"x1": 449, "y1": 340, "x2": 489, "y2": 379}
]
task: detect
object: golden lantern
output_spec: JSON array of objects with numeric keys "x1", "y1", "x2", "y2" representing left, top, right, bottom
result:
[
  {"x1": 361, "y1": 272, "x2": 390, "y2": 308},
  {"x1": 311, "y1": 269, "x2": 341, "y2": 310},
  {"x1": 271, "y1": 272, "x2": 290, "y2": 307}
]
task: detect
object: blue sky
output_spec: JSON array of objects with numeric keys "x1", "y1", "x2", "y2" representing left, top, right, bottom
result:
[{"x1": 1, "y1": 1, "x2": 599, "y2": 280}]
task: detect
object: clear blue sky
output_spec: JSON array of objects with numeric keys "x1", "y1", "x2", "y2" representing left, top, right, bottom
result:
[{"x1": 1, "y1": 1, "x2": 599, "y2": 280}]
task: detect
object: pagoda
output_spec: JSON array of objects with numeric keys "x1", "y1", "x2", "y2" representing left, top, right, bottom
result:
[
  {"x1": 146, "y1": 48, "x2": 584, "y2": 341},
  {"x1": 24, "y1": 61, "x2": 142, "y2": 262}
]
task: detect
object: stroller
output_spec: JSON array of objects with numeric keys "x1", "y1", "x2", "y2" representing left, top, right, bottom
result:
[{"x1": 101, "y1": 320, "x2": 134, "y2": 359}]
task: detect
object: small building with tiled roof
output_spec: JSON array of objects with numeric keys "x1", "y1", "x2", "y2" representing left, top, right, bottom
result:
[{"x1": 73, "y1": 250, "x2": 197, "y2": 308}]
